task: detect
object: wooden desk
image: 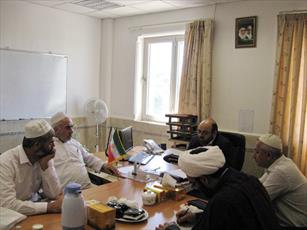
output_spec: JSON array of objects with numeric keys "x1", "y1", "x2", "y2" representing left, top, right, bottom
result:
[
  {"x1": 19, "y1": 149, "x2": 189, "y2": 229},
  {"x1": 18, "y1": 179, "x2": 193, "y2": 229},
  {"x1": 89, "y1": 147, "x2": 179, "y2": 183}
]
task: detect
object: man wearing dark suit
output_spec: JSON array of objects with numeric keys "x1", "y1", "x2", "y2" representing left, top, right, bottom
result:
[{"x1": 188, "y1": 118, "x2": 232, "y2": 168}]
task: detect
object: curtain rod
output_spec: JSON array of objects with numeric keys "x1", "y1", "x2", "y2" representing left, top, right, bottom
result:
[
  {"x1": 279, "y1": 9, "x2": 307, "y2": 15},
  {"x1": 128, "y1": 19, "x2": 193, "y2": 31}
]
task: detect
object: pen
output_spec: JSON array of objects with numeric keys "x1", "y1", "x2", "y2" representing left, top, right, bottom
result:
[{"x1": 152, "y1": 167, "x2": 160, "y2": 171}]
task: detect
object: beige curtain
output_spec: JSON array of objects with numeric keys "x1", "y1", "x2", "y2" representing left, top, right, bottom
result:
[
  {"x1": 178, "y1": 19, "x2": 214, "y2": 121},
  {"x1": 271, "y1": 13, "x2": 307, "y2": 175}
]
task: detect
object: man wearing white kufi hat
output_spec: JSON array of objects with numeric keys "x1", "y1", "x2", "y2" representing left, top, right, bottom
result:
[
  {"x1": 50, "y1": 112, "x2": 119, "y2": 190},
  {"x1": 254, "y1": 134, "x2": 307, "y2": 227},
  {"x1": 0, "y1": 120, "x2": 62, "y2": 216},
  {"x1": 156, "y1": 147, "x2": 280, "y2": 230}
]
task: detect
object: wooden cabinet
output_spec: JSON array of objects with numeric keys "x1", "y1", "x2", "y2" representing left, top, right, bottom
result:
[{"x1": 165, "y1": 114, "x2": 198, "y2": 148}]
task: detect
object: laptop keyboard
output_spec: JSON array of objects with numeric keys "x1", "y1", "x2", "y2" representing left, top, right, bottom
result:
[{"x1": 128, "y1": 151, "x2": 154, "y2": 165}]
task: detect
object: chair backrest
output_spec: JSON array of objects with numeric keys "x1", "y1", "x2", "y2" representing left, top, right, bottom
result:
[{"x1": 219, "y1": 131, "x2": 246, "y2": 171}]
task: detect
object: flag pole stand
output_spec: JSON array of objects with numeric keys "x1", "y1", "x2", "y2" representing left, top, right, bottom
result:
[{"x1": 95, "y1": 123, "x2": 99, "y2": 152}]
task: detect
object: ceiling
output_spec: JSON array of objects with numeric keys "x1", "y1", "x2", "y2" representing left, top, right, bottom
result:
[{"x1": 24, "y1": 0, "x2": 242, "y2": 19}]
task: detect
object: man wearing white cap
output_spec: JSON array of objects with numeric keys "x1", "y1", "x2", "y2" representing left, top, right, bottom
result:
[
  {"x1": 50, "y1": 112, "x2": 119, "y2": 189},
  {"x1": 0, "y1": 120, "x2": 62, "y2": 216},
  {"x1": 254, "y1": 134, "x2": 307, "y2": 227},
  {"x1": 156, "y1": 146, "x2": 280, "y2": 230}
]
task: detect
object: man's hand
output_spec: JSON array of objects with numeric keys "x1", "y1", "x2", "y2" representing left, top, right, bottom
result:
[
  {"x1": 47, "y1": 194, "x2": 63, "y2": 213},
  {"x1": 39, "y1": 153, "x2": 55, "y2": 171},
  {"x1": 176, "y1": 209, "x2": 196, "y2": 225},
  {"x1": 155, "y1": 222, "x2": 179, "y2": 230},
  {"x1": 101, "y1": 164, "x2": 120, "y2": 176}
]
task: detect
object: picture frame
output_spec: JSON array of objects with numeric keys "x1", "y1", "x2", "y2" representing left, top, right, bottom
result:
[{"x1": 235, "y1": 16, "x2": 257, "y2": 48}]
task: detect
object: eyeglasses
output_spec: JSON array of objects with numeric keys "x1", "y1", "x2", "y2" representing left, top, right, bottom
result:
[
  {"x1": 198, "y1": 129, "x2": 210, "y2": 135},
  {"x1": 62, "y1": 124, "x2": 74, "y2": 130}
]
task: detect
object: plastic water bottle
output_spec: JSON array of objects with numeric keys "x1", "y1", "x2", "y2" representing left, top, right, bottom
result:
[{"x1": 62, "y1": 182, "x2": 86, "y2": 230}]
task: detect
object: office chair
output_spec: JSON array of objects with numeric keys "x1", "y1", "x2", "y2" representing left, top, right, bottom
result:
[{"x1": 219, "y1": 131, "x2": 246, "y2": 171}]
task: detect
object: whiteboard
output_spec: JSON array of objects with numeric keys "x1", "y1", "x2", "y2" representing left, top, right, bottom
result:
[{"x1": 0, "y1": 49, "x2": 67, "y2": 120}]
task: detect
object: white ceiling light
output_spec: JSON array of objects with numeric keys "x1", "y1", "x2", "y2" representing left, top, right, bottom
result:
[{"x1": 72, "y1": 0, "x2": 123, "y2": 10}]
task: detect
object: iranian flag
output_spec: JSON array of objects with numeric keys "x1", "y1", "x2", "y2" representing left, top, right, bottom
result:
[{"x1": 107, "y1": 127, "x2": 127, "y2": 163}]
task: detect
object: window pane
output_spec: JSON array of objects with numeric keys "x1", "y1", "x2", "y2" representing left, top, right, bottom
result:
[
  {"x1": 147, "y1": 42, "x2": 172, "y2": 119},
  {"x1": 174, "y1": 40, "x2": 184, "y2": 113}
]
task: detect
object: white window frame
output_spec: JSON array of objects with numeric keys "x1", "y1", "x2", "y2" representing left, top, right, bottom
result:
[{"x1": 141, "y1": 34, "x2": 184, "y2": 122}]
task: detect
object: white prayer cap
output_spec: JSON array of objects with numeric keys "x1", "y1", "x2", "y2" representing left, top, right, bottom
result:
[
  {"x1": 50, "y1": 112, "x2": 67, "y2": 127},
  {"x1": 178, "y1": 146, "x2": 225, "y2": 178},
  {"x1": 259, "y1": 134, "x2": 282, "y2": 150},
  {"x1": 24, "y1": 119, "x2": 52, "y2": 138}
]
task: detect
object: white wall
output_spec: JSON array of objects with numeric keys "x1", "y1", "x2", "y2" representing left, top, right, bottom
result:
[
  {"x1": 106, "y1": 0, "x2": 307, "y2": 134},
  {"x1": 0, "y1": 0, "x2": 101, "y2": 116},
  {"x1": 211, "y1": 1, "x2": 307, "y2": 133},
  {"x1": 1, "y1": 0, "x2": 306, "y2": 134}
]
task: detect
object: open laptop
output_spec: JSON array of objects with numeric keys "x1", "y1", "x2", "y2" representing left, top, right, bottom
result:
[
  {"x1": 118, "y1": 126, "x2": 133, "y2": 152},
  {"x1": 128, "y1": 151, "x2": 154, "y2": 165},
  {"x1": 119, "y1": 126, "x2": 154, "y2": 165}
]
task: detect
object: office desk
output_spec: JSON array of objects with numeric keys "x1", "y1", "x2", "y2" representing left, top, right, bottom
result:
[
  {"x1": 88, "y1": 147, "x2": 179, "y2": 183},
  {"x1": 18, "y1": 179, "x2": 193, "y2": 229}
]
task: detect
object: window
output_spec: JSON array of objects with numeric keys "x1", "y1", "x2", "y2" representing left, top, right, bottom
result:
[{"x1": 141, "y1": 35, "x2": 184, "y2": 122}]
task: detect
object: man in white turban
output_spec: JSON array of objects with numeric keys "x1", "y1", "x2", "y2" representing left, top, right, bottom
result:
[
  {"x1": 50, "y1": 112, "x2": 119, "y2": 189},
  {"x1": 254, "y1": 134, "x2": 307, "y2": 227},
  {"x1": 156, "y1": 147, "x2": 280, "y2": 230},
  {"x1": 0, "y1": 120, "x2": 62, "y2": 216}
]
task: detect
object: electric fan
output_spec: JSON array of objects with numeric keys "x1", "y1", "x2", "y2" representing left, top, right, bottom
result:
[{"x1": 85, "y1": 98, "x2": 109, "y2": 152}]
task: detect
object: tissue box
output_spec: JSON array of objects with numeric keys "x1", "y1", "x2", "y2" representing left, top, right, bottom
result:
[
  {"x1": 144, "y1": 181, "x2": 186, "y2": 202},
  {"x1": 87, "y1": 203, "x2": 116, "y2": 230},
  {"x1": 145, "y1": 181, "x2": 186, "y2": 202},
  {"x1": 144, "y1": 182, "x2": 166, "y2": 203},
  {"x1": 166, "y1": 187, "x2": 186, "y2": 201}
]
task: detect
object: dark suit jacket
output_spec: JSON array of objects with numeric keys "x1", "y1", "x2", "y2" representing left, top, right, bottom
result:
[
  {"x1": 188, "y1": 133, "x2": 232, "y2": 168},
  {"x1": 166, "y1": 169, "x2": 280, "y2": 230}
]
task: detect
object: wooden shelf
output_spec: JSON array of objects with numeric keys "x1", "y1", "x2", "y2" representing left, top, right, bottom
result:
[
  {"x1": 166, "y1": 122, "x2": 198, "y2": 127},
  {"x1": 165, "y1": 114, "x2": 196, "y2": 118},
  {"x1": 165, "y1": 114, "x2": 198, "y2": 148}
]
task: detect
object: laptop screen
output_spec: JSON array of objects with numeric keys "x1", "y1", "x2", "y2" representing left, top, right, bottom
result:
[{"x1": 119, "y1": 126, "x2": 133, "y2": 152}]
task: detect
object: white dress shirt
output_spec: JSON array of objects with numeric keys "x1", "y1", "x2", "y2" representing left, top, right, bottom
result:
[
  {"x1": 0, "y1": 145, "x2": 61, "y2": 216},
  {"x1": 260, "y1": 155, "x2": 307, "y2": 227},
  {"x1": 53, "y1": 137, "x2": 104, "y2": 189}
]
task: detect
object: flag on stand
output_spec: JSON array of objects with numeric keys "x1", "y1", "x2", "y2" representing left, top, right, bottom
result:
[{"x1": 107, "y1": 127, "x2": 127, "y2": 163}]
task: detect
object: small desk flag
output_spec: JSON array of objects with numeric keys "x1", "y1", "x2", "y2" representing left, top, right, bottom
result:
[{"x1": 107, "y1": 127, "x2": 127, "y2": 163}]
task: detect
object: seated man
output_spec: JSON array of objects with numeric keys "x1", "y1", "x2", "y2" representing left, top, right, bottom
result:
[
  {"x1": 188, "y1": 118, "x2": 232, "y2": 167},
  {"x1": 0, "y1": 120, "x2": 62, "y2": 216},
  {"x1": 50, "y1": 112, "x2": 119, "y2": 189},
  {"x1": 156, "y1": 146, "x2": 280, "y2": 230},
  {"x1": 254, "y1": 134, "x2": 307, "y2": 227}
]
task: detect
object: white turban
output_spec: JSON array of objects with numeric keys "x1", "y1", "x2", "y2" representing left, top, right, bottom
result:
[
  {"x1": 178, "y1": 146, "x2": 225, "y2": 177},
  {"x1": 50, "y1": 112, "x2": 66, "y2": 127},
  {"x1": 259, "y1": 134, "x2": 282, "y2": 150},
  {"x1": 24, "y1": 120, "x2": 52, "y2": 138}
]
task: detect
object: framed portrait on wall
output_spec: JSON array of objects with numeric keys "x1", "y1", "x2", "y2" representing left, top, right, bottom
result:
[{"x1": 235, "y1": 16, "x2": 257, "y2": 48}]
